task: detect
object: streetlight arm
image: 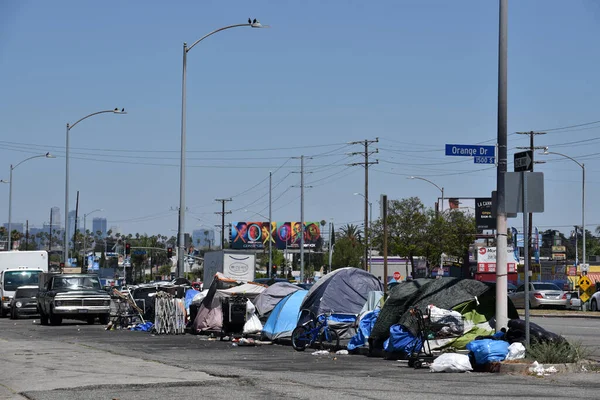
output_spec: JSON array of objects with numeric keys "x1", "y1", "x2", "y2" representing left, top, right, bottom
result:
[
  {"x1": 187, "y1": 23, "x2": 253, "y2": 52},
  {"x1": 408, "y1": 176, "x2": 443, "y2": 193},
  {"x1": 69, "y1": 109, "x2": 124, "y2": 130},
  {"x1": 541, "y1": 150, "x2": 584, "y2": 169},
  {"x1": 12, "y1": 153, "x2": 51, "y2": 170}
]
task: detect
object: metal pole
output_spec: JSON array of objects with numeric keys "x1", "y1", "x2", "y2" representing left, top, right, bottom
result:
[
  {"x1": 582, "y1": 164, "x2": 586, "y2": 273},
  {"x1": 523, "y1": 171, "x2": 530, "y2": 346},
  {"x1": 383, "y1": 195, "x2": 388, "y2": 294},
  {"x1": 574, "y1": 226, "x2": 578, "y2": 267},
  {"x1": 177, "y1": 42, "x2": 188, "y2": 279},
  {"x1": 123, "y1": 239, "x2": 126, "y2": 286},
  {"x1": 268, "y1": 171, "x2": 273, "y2": 278},
  {"x1": 368, "y1": 201, "x2": 372, "y2": 273},
  {"x1": 440, "y1": 187, "x2": 444, "y2": 272},
  {"x1": 64, "y1": 124, "x2": 70, "y2": 265},
  {"x1": 8, "y1": 166, "x2": 13, "y2": 251},
  {"x1": 300, "y1": 155, "x2": 305, "y2": 282},
  {"x1": 364, "y1": 141, "x2": 369, "y2": 271},
  {"x1": 83, "y1": 214, "x2": 87, "y2": 265},
  {"x1": 328, "y1": 221, "x2": 333, "y2": 274},
  {"x1": 495, "y1": 0, "x2": 509, "y2": 332}
]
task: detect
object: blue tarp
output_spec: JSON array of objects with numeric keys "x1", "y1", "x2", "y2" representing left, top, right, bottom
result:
[
  {"x1": 262, "y1": 290, "x2": 308, "y2": 340},
  {"x1": 384, "y1": 324, "x2": 422, "y2": 354},
  {"x1": 131, "y1": 322, "x2": 154, "y2": 332},
  {"x1": 466, "y1": 339, "x2": 509, "y2": 364},
  {"x1": 348, "y1": 309, "x2": 380, "y2": 351},
  {"x1": 185, "y1": 289, "x2": 200, "y2": 311}
]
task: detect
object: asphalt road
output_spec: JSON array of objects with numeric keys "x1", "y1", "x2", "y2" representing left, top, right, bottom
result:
[{"x1": 0, "y1": 316, "x2": 599, "y2": 400}]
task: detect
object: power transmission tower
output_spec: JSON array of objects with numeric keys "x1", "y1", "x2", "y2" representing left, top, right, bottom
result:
[
  {"x1": 215, "y1": 198, "x2": 232, "y2": 249},
  {"x1": 348, "y1": 138, "x2": 379, "y2": 271},
  {"x1": 516, "y1": 131, "x2": 546, "y2": 268}
]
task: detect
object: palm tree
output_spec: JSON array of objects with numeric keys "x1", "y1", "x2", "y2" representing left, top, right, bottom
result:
[{"x1": 340, "y1": 224, "x2": 362, "y2": 246}]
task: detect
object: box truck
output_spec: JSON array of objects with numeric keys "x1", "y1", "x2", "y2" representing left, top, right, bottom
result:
[
  {"x1": 0, "y1": 250, "x2": 49, "y2": 317},
  {"x1": 203, "y1": 250, "x2": 256, "y2": 288}
]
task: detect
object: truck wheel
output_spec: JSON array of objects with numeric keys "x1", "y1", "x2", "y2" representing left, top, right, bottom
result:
[
  {"x1": 9, "y1": 308, "x2": 17, "y2": 320},
  {"x1": 49, "y1": 309, "x2": 62, "y2": 326},
  {"x1": 99, "y1": 314, "x2": 110, "y2": 325}
]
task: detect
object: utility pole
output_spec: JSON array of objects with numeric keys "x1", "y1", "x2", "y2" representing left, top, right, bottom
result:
[
  {"x1": 349, "y1": 138, "x2": 379, "y2": 270},
  {"x1": 25, "y1": 220, "x2": 29, "y2": 250},
  {"x1": 382, "y1": 194, "x2": 388, "y2": 295},
  {"x1": 48, "y1": 208, "x2": 53, "y2": 252},
  {"x1": 268, "y1": 171, "x2": 273, "y2": 278},
  {"x1": 495, "y1": 0, "x2": 508, "y2": 333},
  {"x1": 73, "y1": 190, "x2": 80, "y2": 267},
  {"x1": 215, "y1": 199, "x2": 232, "y2": 249},
  {"x1": 291, "y1": 156, "x2": 312, "y2": 282},
  {"x1": 516, "y1": 131, "x2": 546, "y2": 268}
]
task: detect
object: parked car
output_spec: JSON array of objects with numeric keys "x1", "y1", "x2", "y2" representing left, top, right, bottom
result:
[
  {"x1": 589, "y1": 290, "x2": 600, "y2": 312},
  {"x1": 9, "y1": 285, "x2": 39, "y2": 319},
  {"x1": 508, "y1": 282, "x2": 568, "y2": 309}
]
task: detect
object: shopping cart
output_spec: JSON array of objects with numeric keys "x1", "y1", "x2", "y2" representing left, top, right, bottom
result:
[
  {"x1": 406, "y1": 307, "x2": 464, "y2": 369},
  {"x1": 220, "y1": 295, "x2": 247, "y2": 340}
]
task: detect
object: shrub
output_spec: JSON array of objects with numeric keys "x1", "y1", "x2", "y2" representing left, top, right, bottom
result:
[{"x1": 526, "y1": 339, "x2": 589, "y2": 364}]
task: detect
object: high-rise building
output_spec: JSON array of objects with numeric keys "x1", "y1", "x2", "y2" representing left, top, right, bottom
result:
[
  {"x1": 92, "y1": 217, "x2": 108, "y2": 238},
  {"x1": 192, "y1": 228, "x2": 215, "y2": 248},
  {"x1": 50, "y1": 206, "x2": 61, "y2": 227}
]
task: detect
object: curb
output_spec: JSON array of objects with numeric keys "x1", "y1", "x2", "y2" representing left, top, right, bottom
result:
[
  {"x1": 496, "y1": 360, "x2": 597, "y2": 374},
  {"x1": 519, "y1": 313, "x2": 600, "y2": 319}
]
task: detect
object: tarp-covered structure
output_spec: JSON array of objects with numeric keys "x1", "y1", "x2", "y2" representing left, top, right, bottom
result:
[
  {"x1": 253, "y1": 282, "x2": 301, "y2": 320},
  {"x1": 370, "y1": 277, "x2": 519, "y2": 350},
  {"x1": 262, "y1": 289, "x2": 308, "y2": 340},
  {"x1": 191, "y1": 273, "x2": 266, "y2": 333}
]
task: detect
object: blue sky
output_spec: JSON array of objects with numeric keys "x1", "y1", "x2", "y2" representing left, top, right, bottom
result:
[{"x1": 1, "y1": 0, "x2": 599, "y2": 242}]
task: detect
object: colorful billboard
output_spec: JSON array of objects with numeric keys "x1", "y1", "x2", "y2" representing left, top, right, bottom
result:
[{"x1": 230, "y1": 221, "x2": 322, "y2": 250}]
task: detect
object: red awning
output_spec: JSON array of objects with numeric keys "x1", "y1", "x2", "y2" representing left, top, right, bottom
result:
[{"x1": 582, "y1": 272, "x2": 600, "y2": 285}]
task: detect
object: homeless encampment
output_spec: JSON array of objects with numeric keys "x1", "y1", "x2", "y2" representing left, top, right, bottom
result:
[
  {"x1": 191, "y1": 273, "x2": 266, "y2": 333},
  {"x1": 369, "y1": 277, "x2": 519, "y2": 350},
  {"x1": 253, "y1": 282, "x2": 302, "y2": 321},
  {"x1": 298, "y1": 268, "x2": 383, "y2": 338},
  {"x1": 262, "y1": 289, "x2": 308, "y2": 341}
]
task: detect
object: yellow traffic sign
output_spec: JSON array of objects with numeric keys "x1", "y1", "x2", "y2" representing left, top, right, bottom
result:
[
  {"x1": 578, "y1": 276, "x2": 592, "y2": 292},
  {"x1": 580, "y1": 291, "x2": 591, "y2": 304}
]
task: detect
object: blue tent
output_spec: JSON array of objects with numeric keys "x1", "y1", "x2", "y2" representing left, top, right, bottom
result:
[{"x1": 262, "y1": 289, "x2": 308, "y2": 341}]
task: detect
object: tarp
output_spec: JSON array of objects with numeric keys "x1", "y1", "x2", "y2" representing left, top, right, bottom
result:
[
  {"x1": 184, "y1": 289, "x2": 200, "y2": 311},
  {"x1": 370, "y1": 277, "x2": 518, "y2": 349},
  {"x1": 348, "y1": 309, "x2": 380, "y2": 351},
  {"x1": 262, "y1": 290, "x2": 308, "y2": 340},
  {"x1": 299, "y1": 267, "x2": 383, "y2": 324},
  {"x1": 359, "y1": 291, "x2": 384, "y2": 319},
  {"x1": 253, "y1": 282, "x2": 301, "y2": 319}
]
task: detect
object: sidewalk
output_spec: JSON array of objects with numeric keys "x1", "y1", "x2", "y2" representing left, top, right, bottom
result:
[{"x1": 518, "y1": 309, "x2": 600, "y2": 319}]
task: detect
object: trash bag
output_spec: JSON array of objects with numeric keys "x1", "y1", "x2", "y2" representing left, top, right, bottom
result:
[
  {"x1": 430, "y1": 353, "x2": 473, "y2": 373},
  {"x1": 505, "y1": 342, "x2": 526, "y2": 360},
  {"x1": 505, "y1": 319, "x2": 564, "y2": 344},
  {"x1": 466, "y1": 339, "x2": 509, "y2": 365},
  {"x1": 384, "y1": 324, "x2": 422, "y2": 355}
]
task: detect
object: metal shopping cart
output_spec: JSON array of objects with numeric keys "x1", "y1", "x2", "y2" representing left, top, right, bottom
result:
[
  {"x1": 220, "y1": 295, "x2": 247, "y2": 340},
  {"x1": 406, "y1": 307, "x2": 465, "y2": 369}
]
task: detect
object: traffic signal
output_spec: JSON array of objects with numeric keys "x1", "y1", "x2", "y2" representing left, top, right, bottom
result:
[
  {"x1": 167, "y1": 247, "x2": 173, "y2": 258},
  {"x1": 125, "y1": 243, "x2": 131, "y2": 255},
  {"x1": 271, "y1": 265, "x2": 277, "y2": 277}
]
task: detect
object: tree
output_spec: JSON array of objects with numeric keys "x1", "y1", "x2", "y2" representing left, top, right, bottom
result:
[{"x1": 331, "y1": 236, "x2": 363, "y2": 270}]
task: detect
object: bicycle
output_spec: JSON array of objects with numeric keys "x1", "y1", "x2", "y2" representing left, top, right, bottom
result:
[{"x1": 291, "y1": 309, "x2": 340, "y2": 351}]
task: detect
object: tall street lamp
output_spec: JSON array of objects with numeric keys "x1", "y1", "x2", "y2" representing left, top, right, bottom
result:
[
  {"x1": 177, "y1": 19, "x2": 268, "y2": 278},
  {"x1": 540, "y1": 147, "x2": 586, "y2": 271},
  {"x1": 83, "y1": 208, "x2": 104, "y2": 263},
  {"x1": 354, "y1": 193, "x2": 372, "y2": 272},
  {"x1": 6, "y1": 153, "x2": 55, "y2": 251},
  {"x1": 408, "y1": 176, "x2": 444, "y2": 272},
  {"x1": 65, "y1": 108, "x2": 126, "y2": 266}
]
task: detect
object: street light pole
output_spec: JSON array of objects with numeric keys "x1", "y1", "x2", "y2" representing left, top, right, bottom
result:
[
  {"x1": 541, "y1": 148, "x2": 586, "y2": 272},
  {"x1": 177, "y1": 20, "x2": 267, "y2": 279},
  {"x1": 269, "y1": 171, "x2": 273, "y2": 278},
  {"x1": 7, "y1": 153, "x2": 54, "y2": 251},
  {"x1": 65, "y1": 109, "x2": 126, "y2": 266}
]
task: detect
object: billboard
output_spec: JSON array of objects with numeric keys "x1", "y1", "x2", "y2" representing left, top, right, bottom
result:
[
  {"x1": 475, "y1": 197, "x2": 495, "y2": 230},
  {"x1": 230, "y1": 221, "x2": 322, "y2": 250},
  {"x1": 477, "y1": 246, "x2": 518, "y2": 273},
  {"x1": 437, "y1": 198, "x2": 475, "y2": 213}
]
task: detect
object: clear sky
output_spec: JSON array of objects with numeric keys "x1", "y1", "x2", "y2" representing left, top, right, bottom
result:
[{"x1": 1, "y1": 0, "x2": 599, "y2": 243}]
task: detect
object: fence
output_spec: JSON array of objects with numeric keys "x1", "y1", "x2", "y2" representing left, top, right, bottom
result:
[{"x1": 154, "y1": 292, "x2": 186, "y2": 334}]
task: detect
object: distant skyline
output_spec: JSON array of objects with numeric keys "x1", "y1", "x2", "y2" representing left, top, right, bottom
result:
[{"x1": 1, "y1": 1, "x2": 599, "y2": 240}]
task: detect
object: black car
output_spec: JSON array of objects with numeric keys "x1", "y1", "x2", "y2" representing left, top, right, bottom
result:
[{"x1": 10, "y1": 285, "x2": 39, "y2": 319}]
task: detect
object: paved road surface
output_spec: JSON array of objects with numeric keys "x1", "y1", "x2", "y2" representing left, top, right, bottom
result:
[{"x1": 0, "y1": 316, "x2": 599, "y2": 400}]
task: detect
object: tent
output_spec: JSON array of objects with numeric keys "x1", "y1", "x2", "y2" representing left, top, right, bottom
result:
[
  {"x1": 191, "y1": 273, "x2": 266, "y2": 333},
  {"x1": 262, "y1": 290, "x2": 308, "y2": 341},
  {"x1": 299, "y1": 267, "x2": 383, "y2": 322},
  {"x1": 369, "y1": 277, "x2": 519, "y2": 349},
  {"x1": 253, "y1": 282, "x2": 302, "y2": 320}
]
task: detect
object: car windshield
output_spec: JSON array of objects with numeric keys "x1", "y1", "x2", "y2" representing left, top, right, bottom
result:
[
  {"x1": 15, "y1": 288, "x2": 38, "y2": 298},
  {"x1": 52, "y1": 276, "x2": 101, "y2": 290},
  {"x1": 533, "y1": 283, "x2": 561, "y2": 291},
  {"x1": 3, "y1": 271, "x2": 42, "y2": 292}
]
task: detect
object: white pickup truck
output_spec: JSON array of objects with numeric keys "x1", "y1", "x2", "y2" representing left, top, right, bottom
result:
[{"x1": 0, "y1": 251, "x2": 48, "y2": 317}]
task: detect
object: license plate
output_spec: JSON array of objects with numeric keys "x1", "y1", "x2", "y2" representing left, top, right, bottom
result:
[{"x1": 78, "y1": 309, "x2": 88, "y2": 313}]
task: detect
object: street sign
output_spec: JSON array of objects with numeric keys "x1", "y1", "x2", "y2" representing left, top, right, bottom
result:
[
  {"x1": 578, "y1": 275, "x2": 592, "y2": 292},
  {"x1": 581, "y1": 263, "x2": 589, "y2": 273},
  {"x1": 474, "y1": 156, "x2": 495, "y2": 164},
  {"x1": 445, "y1": 144, "x2": 495, "y2": 157},
  {"x1": 514, "y1": 150, "x2": 533, "y2": 172},
  {"x1": 580, "y1": 288, "x2": 593, "y2": 304},
  {"x1": 393, "y1": 271, "x2": 401, "y2": 280},
  {"x1": 133, "y1": 249, "x2": 146, "y2": 256},
  {"x1": 504, "y1": 172, "x2": 545, "y2": 213}
]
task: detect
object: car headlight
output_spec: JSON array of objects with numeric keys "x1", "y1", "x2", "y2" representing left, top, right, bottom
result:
[
  {"x1": 15, "y1": 301, "x2": 22, "y2": 308},
  {"x1": 55, "y1": 300, "x2": 62, "y2": 306}
]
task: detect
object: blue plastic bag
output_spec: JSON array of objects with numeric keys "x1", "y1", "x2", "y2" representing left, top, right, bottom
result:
[
  {"x1": 384, "y1": 324, "x2": 422, "y2": 354},
  {"x1": 466, "y1": 339, "x2": 509, "y2": 364}
]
